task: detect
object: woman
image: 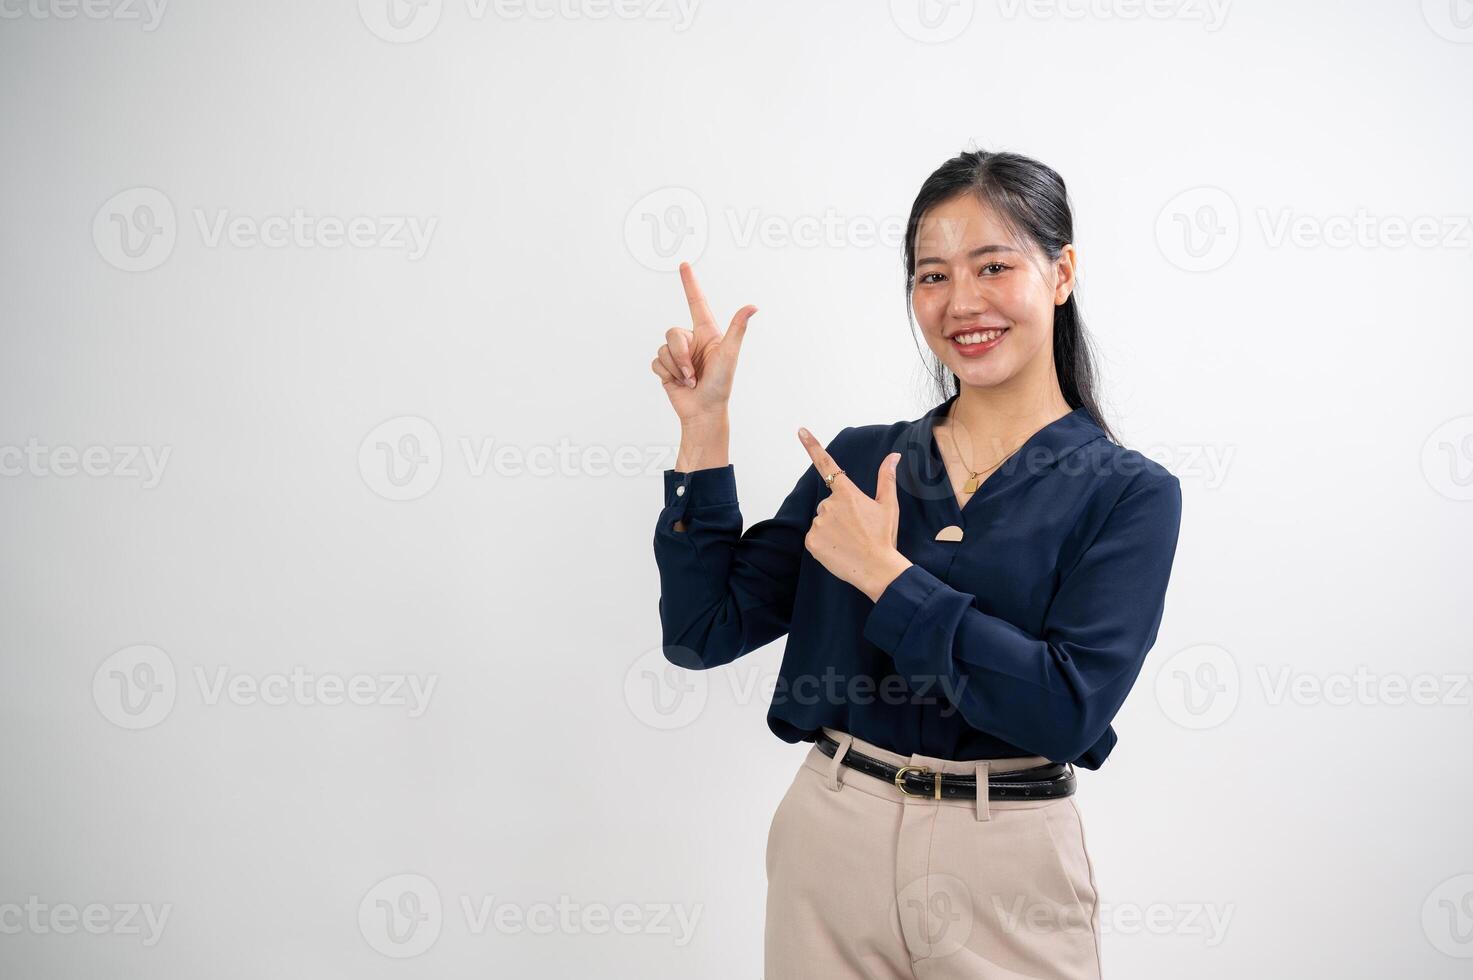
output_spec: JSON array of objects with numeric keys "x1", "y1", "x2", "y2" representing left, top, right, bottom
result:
[{"x1": 649, "y1": 149, "x2": 1183, "y2": 979}]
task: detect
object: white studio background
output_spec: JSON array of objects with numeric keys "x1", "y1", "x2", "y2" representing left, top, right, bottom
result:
[{"x1": 1, "y1": 2, "x2": 1470, "y2": 978}]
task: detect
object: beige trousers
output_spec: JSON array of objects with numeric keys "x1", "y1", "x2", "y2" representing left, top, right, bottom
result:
[{"x1": 764, "y1": 727, "x2": 1103, "y2": 980}]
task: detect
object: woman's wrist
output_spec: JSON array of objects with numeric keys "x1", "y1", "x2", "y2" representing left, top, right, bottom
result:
[
  {"x1": 860, "y1": 551, "x2": 914, "y2": 603},
  {"x1": 676, "y1": 412, "x2": 730, "y2": 471}
]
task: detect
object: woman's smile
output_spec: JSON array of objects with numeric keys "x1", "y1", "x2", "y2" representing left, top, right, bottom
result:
[{"x1": 947, "y1": 326, "x2": 1009, "y2": 356}]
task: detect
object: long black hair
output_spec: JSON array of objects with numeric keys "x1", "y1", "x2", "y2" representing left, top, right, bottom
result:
[{"x1": 903, "y1": 148, "x2": 1117, "y2": 445}]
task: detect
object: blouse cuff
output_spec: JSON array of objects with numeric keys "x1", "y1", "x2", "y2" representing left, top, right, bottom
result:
[
  {"x1": 861, "y1": 562, "x2": 944, "y2": 656},
  {"x1": 863, "y1": 562, "x2": 1028, "y2": 683},
  {"x1": 662, "y1": 464, "x2": 738, "y2": 518}
]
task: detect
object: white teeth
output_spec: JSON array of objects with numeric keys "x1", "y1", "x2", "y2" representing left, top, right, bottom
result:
[{"x1": 953, "y1": 329, "x2": 1003, "y2": 344}]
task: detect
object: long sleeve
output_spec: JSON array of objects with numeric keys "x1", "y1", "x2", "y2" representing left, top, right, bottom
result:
[
  {"x1": 861, "y1": 472, "x2": 1183, "y2": 766},
  {"x1": 653, "y1": 430, "x2": 847, "y2": 670}
]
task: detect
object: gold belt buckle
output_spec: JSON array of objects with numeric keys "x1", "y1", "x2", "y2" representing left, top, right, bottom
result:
[{"x1": 894, "y1": 764, "x2": 942, "y2": 800}]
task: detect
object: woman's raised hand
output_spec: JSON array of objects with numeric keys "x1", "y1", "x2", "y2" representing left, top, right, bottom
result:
[{"x1": 651, "y1": 261, "x2": 758, "y2": 424}]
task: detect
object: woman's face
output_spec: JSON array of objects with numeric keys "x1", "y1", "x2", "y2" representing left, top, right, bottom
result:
[{"x1": 910, "y1": 192, "x2": 1075, "y2": 391}]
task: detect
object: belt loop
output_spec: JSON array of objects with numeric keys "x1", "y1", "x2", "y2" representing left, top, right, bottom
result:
[
  {"x1": 825, "y1": 733, "x2": 854, "y2": 792},
  {"x1": 974, "y1": 761, "x2": 991, "y2": 821}
]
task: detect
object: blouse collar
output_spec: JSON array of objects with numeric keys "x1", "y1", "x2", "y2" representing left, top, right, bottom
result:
[{"x1": 898, "y1": 392, "x2": 1108, "y2": 490}]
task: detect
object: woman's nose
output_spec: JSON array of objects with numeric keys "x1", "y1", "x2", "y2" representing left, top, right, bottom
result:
[{"x1": 947, "y1": 271, "x2": 988, "y2": 315}]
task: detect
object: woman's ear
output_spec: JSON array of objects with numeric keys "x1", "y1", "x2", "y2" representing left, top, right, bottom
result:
[{"x1": 1054, "y1": 243, "x2": 1078, "y2": 305}]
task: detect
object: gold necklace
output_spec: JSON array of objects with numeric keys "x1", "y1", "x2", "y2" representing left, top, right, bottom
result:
[{"x1": 943, "y1": 404, "x2": 1031, "y2": 494}]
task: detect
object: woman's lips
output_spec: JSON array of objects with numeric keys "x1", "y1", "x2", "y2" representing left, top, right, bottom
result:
[{"x1": 949, "y1": 328, "x2": 1007, "y2": 356}]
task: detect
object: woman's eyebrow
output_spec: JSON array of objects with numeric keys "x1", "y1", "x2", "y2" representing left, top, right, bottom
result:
[{"x1": 915, "y1": 244, "x2": 1019, "y2": 267}]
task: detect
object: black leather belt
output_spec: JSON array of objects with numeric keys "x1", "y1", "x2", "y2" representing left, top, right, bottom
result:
[{"x1": 815, "y1": 732, "x2": 1075, "y2": 801}]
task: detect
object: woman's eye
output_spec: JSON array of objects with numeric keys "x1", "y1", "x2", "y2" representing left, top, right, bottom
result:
[{"x1": 919, "y1": 264, "x2": 1006, "y2": 283}]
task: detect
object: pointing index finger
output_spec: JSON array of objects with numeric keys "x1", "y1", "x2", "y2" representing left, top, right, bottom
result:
[
  {"x1": 797, "y1": 427, "x2": 845, "y2": 490},
  {"x1": 678, "y1": 261, "x2": 718, "y2": 340}
]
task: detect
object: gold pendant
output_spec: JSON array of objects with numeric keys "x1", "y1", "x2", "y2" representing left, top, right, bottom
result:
[{"x1": 963, "y1": 473, "x2": 981, "y2": 493}]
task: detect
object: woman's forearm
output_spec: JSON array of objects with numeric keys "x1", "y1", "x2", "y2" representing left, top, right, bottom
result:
[{"x1": 675, "y1": 413, "x2": 731, "y2": 472}]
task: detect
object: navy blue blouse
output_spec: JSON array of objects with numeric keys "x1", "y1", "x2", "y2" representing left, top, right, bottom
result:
[{"x1": 652, "y1": 392, "x2": 1183, "y2": 769}]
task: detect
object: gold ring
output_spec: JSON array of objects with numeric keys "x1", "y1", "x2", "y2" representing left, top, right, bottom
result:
[{"x1": 823, "y1": 469, "x2": 844, "y2": 488}]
